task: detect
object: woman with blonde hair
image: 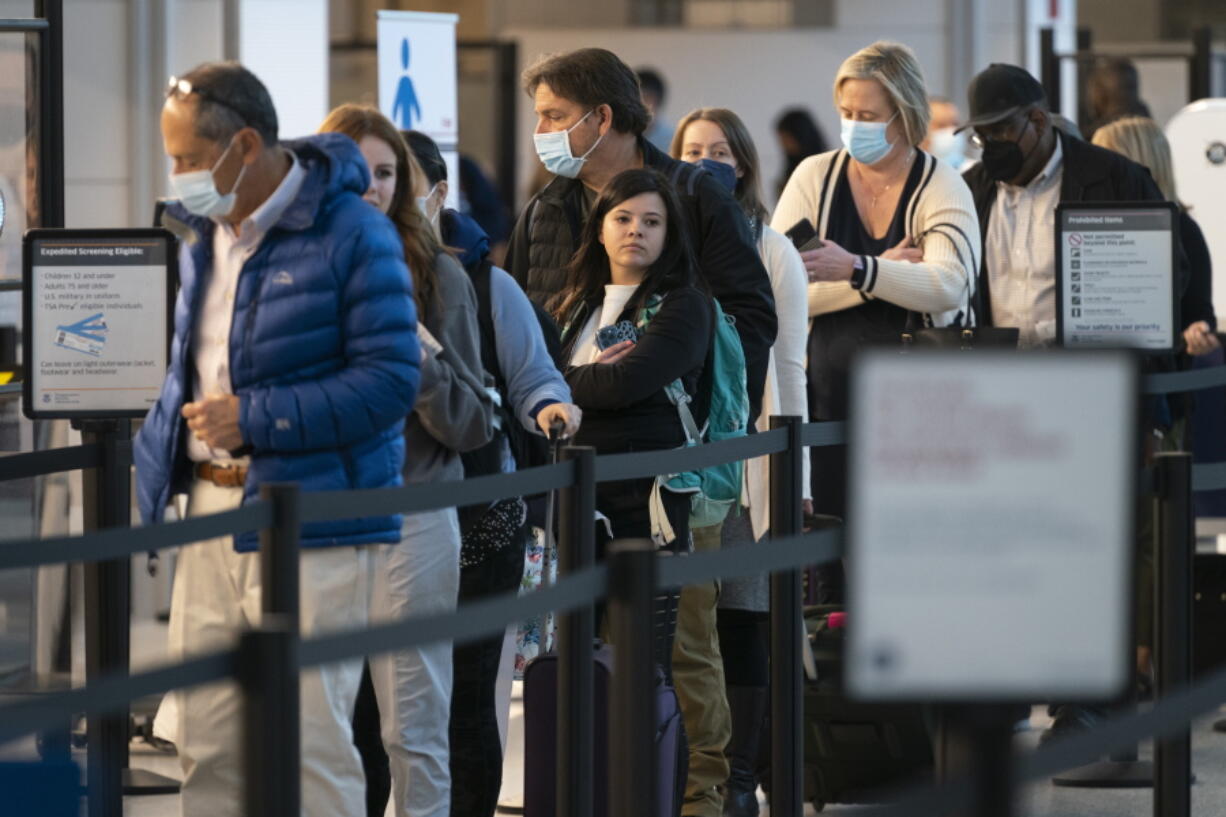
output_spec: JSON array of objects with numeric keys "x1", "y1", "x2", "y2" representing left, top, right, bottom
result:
[
  {"x1": 1092, "y1": 116, "x2": 1217, "y2": 356},
  {"x1": 771, "y1": 40, "x2": 980, "y2": 603},
  {"x1": 320, "y1": 103, "x2": 494, "y2": 817},
  {"x1": 671, "y1": 107, "x2": 810, "y2": 817}
]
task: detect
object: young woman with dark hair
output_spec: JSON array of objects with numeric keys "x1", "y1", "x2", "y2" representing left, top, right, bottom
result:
[{"x1": 553, "y1": 167, "x2": 713, "y2": 672}]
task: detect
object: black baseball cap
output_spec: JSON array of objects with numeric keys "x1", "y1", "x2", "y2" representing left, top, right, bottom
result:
[{"x1": 959, "y1": 64, "x2": 1046, "y2": 132}]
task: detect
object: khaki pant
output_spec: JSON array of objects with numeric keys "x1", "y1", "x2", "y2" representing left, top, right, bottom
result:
[
  {"x1": 671, "y1": 522, "x2": 731, "y2": 817},
  {"x1": 166, "y1": 480, "x2": 370, "y2": 817}
]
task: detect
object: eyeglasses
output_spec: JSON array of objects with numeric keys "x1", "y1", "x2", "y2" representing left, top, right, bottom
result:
[
  {"x1": 969, "y1": 114, "x2": 1029, "y2": 149},
  {"x1": 166, "y1": 76, "x2": 248, "y2": 123}
]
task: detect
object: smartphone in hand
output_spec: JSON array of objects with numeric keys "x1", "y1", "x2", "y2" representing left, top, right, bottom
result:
[
  {"x1": 785, "y1": 218, "x2": 825, "y2": 252},
  {"x1": 596, "y1": 320, "x2": 639, "y2": 350}
]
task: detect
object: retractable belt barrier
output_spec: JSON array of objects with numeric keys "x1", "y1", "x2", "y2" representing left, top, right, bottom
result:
[{"x1": 3, "y1": 357, "x2": 1226, "y2": 816}]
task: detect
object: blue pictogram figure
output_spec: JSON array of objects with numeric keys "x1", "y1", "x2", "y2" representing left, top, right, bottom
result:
[{"x1": 392, "y1": 38, "x2": 422, "y2": 129}]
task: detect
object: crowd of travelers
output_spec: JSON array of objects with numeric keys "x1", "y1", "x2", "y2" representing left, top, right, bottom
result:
[{"x1": 133, "y1": 40, "x2": 1212, "y2": 817}]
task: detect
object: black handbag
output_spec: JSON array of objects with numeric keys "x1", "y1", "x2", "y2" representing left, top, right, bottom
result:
[{"x1": 897, "y1": 222, "x2": 1020, "y2": 351}]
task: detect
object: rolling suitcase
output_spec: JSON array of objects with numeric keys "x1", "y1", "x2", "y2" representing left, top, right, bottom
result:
[
  {"x1": 522, "y1": 642, "x2": 683, "y2": 817},
  {"x1": 802, "y1": 606, "x2": 933, "y2": 812}
]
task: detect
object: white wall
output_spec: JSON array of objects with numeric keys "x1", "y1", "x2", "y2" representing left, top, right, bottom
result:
[{"x1": 238, "y1": 0, "x2": 329, "y2": 139}]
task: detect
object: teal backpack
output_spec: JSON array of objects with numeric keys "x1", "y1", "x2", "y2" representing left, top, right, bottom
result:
[{"x1": 638, "y1": 292, "x2": 750, "y2": 537}]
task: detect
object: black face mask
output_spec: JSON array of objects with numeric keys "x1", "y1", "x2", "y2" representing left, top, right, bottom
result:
[{"x1": 980, "y1": 120, "x2": 1033, "y2": 182}]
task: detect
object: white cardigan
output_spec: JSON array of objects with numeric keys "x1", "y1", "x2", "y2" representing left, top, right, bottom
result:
[
  {"x1": 770, "y1": 149, "x2": 981, "y2": 327},
  {"x1": 743, "y1": 224, "x2": 812, "y2": 541}
]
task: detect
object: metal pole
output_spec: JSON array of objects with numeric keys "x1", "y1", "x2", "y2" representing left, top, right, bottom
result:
[
  {"x1": 247, "y1": 483, "x2": 302, "y2": 813},
  {"x1": 607, "y1": 538, "x2": 657, "y2": 817},
  {"x1": 1154, "y1": 452, "x2": 1193, "y2": 817},
  {"x1": 240, "y1": 619, "x2": 300, "y2": 817},
  {"x1": 81, "y1": 419, "x2": 129, "y2": 817},
  {"x1": 1040, "y1": 27, "x2": 1061, "y2": 114},
  {"x1": 1075, "y1": 27, "x2": 1093, "y2": 129},
  {"x1": 557, "y1": 445, "x2": 596, "y2": 817},
  {"x1": 35, "y1": 0, "x2": 64, "y2": 229},
  {"x1": 769, "y1": 415, "x2": 804, "y2": 817},
  {"x1": 1190, "y1": 26, "x2": 1212, "y2": 103},
  {"x1": 260, "y1": 483, "x2": 301, "y2": 622}
]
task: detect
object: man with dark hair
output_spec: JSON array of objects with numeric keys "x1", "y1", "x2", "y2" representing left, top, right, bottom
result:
[
  {"x1": 1085, "y1": 57, "x2": 1151, "y2": 138},
  {"x1": 135, "y1": 61, "x2": 419, "y2": 816},
  {"x1": 509, "y1": 47, "x2": 776, "y2": 423},
  {"x1": 637, "y1": 66, "x2": 673, "y2": 151},
  {"x1": 507, "y1": 47, "x2": 776, "y2": 817}
]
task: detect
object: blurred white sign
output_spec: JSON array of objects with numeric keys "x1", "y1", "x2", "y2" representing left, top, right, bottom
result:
[{"x1": 847, "y1": 351, "x2": 1136, "y2": 701}]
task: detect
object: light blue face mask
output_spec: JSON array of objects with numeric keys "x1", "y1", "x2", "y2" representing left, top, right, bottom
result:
[
  {"x1": 840, "y1": 112, "x2": 898, "y2": 165},
  {"x1": 533, "y1": 109, "x2": 604, "y2": 179}
]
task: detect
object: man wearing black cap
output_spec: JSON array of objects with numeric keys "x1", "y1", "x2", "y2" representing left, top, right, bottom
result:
[
  {"x1": 962, "y1": 64, "x2": 1185, "y2": 744},
  {"x1": 961, "y1": 63, "x2": 1174, "y2": 347}
]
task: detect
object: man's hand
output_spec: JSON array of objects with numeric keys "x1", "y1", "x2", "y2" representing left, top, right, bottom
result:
[
  {"x1": 1183, "y1": 321, "x2": 1220, "y2": 357},
  {"x1": 182, "y1": 394, "x2": 243, "y2": 452},
  {"x1": 536, "y1": 402, "x2": 583, "y2": 439}
]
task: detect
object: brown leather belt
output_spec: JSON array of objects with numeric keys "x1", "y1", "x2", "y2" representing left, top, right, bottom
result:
[{"x1": 195, "y1": 462, "x2": 248, "y2": 488}]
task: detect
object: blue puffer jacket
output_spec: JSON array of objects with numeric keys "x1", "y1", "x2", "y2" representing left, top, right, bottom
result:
[{"x1": 134, "y1": 133, "x2": 420, "y2": 551}]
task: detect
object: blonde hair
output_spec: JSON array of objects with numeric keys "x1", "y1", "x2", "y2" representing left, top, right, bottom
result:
[
  {"x1": 670, "y1": 108, "x2": 768, "y2": 224},
  {"x1": 1091, "y1": 116, "x2": 1177, "y2": 203},
  {"x1": 833, "y1": 41, "x2": 930, "y2": 148}
]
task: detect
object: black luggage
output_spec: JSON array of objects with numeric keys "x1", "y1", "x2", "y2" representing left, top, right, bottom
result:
[{"x1": 802, "y1": 606, "x2": 933, "y2": 812}]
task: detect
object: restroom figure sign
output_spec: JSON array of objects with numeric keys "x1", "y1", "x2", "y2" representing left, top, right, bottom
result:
[{"x1": 392, "y1": 38, "x2": 422, "y2": 129}]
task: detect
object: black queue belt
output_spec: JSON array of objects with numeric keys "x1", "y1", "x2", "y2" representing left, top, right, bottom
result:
[
  {"x1": 0, "y1": 443, "x2": 102, "y2": 482},
  {"x1": 298, "y1": 461, "x2": 575, "y2": 524},
  {"x1": 1193, "y1": 461, "x2": 1226, "y2": 492},
  {"x1": 657, "y1": 527, "x2": 843, "y2": 589},
  {"x1": 0, "y1": 649, "x2": 237, "y2": 749},
  {"x1": 594, "y1": 427, "x2": 789, "y2": 483},
  {"x1": 1144, "y1": 364, "x2": 1226, "y2": 395},
  {"x1": 0, "y1": 503, "x2": 273, "y2": 571}
]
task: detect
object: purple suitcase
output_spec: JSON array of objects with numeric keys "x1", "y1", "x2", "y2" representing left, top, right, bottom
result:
[{"x1": 523, "y1": 642, "x2": 683, "y2": 817}]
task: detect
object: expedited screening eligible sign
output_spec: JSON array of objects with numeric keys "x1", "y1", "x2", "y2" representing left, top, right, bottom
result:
[
  {"x1": 24, "y1": 229, "x2": 174, "y2": 418},
  {"x1": 1056, "y1": 202, "x2": 1179, "y2": 352}
]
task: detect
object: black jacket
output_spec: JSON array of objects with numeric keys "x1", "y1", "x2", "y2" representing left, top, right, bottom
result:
[
  {"x1": 562, "y1": 285, "x2": 713, "y2": 458},
  {"x1": 963, "y1": 129, "x2": 1186, "y2": 325},
  {"x1": 506, "y1": 138, "x2": 777, "y2": 420}
]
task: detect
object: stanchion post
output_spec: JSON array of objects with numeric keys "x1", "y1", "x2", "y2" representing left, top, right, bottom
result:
[
  {"x1": 557, "y1": 445, "x2": 596, "y2": 817},
  {"x1": 769, "y1": 415, "x2": 804, "y2": 817},
  {"x1": 247, "y1": 482, "x2": 302, "y2": 813},
  {"x1": 607, "y1": 538, "x2": 657, "y2": 817},
  {"x1": 260, "y1": 483, "x2": 301, "y2": 622},
  {"x1": 80, "y1": 418, "x2": 130, "y2": 817},
  {"x1": 240, "y1": 619, "x2": 299, "y2": 817},
  {"x1": 1154, "y1": 452, "x2": 1193, "y2": 817}
]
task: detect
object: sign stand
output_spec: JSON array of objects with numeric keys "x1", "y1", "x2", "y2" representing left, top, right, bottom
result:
[
  {"x1": 936, "y1": 705, "x2": 1017, "y2": 817},
  {"x1": 22, "y1": 228, "x2": 178, "y2": 807},
  {"x1": 76, "y1": 418, "x2": 180, "y2": 810}
]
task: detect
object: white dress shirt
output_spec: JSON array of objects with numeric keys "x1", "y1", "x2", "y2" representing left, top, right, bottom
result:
[
  {"x1": 188, "y1": 153, "x2": 306, "y2": 463},
  {"x1": 985, "y1": 138, "x2": 1064, "y2": 348}
]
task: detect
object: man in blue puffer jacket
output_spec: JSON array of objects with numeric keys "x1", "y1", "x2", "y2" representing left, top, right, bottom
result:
[{"x1": 134, "y1": 62, "x2": 419, "y2": 817}]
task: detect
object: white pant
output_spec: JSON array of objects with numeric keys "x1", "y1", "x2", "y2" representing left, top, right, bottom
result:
[
  {"x1": 368, "y1": 508, "x2": 461, "y2": 817},
  {"x1": 166, "y1": 479, "x2": 370, "y2": 817}
]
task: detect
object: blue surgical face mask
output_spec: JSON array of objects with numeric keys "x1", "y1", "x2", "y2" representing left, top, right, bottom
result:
[
  {"x1": 928, "y1": 126, "x2": 968, "y2": 169},
  {"x1": 533, "y1": 109, "x2": 604, "y2": 179},
  {"x1": 840, "y1": 112, "x2": 898, "y2": 165},
  {"x1": 696, "y1": 158, "x2": 738, "y2": 194},
  {"x1": 168, "y1": 136, "x2": 247, "y2": 218}
]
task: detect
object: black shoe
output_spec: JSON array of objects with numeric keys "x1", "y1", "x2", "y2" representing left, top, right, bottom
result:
[
  {"x1": 723, "y1": 686, "x2": 767, "y2": 817},
  {"x1": 1039, "y1": 705, "x2": 1106, "y2": 747}
]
